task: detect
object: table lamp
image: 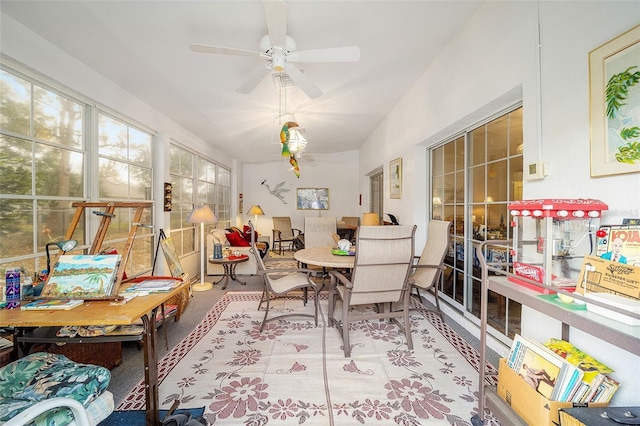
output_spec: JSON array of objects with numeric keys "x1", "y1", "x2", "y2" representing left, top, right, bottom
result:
[
  {"x1": 362, "y1": 213, "x2": 380, "y2": 226},
  {"x1": 45, "y1": 239, "x2": 78, "y2": 275},
  {"x1": 247, "y1": 205, "x2": 265, "y2": 228},
  {"x1": 187, "y1": 204, "x2": 218, "y2": 292}
]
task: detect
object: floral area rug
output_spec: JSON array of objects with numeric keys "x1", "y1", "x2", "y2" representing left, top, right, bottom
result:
[{"x1": 117, "y1": 292, "x2": 501, "y2": 425}]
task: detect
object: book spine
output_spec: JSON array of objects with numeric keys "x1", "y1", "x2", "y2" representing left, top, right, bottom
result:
[{"x1": 559, "y1": 369, "x2": 582, "y2": 401}]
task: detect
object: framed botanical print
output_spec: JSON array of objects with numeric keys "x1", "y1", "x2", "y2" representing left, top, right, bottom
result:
[
  {"x1": 589, "y1": 24, "x2": 640, "y2": 177},
  {"x1": 296, "y1": 188, "x2": 329, "y2": 210},
  {"x1": 389, "y1": 157, "x2": 402, "y2": 199}
]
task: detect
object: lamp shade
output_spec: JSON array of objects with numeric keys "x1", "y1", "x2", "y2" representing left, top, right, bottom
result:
[
  {"x1": 362, "y1": 212, "x2": 380, "y2": 226},
  {"x1": 247, "y1": 205, "x2": 265, "y2": 216},
  {"x1": 187, "y1": 205, "x2": 217, "y2": 224}
]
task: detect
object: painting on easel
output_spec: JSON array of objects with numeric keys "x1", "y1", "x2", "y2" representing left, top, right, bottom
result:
[
  {"x1": 160, "y1": 237, "x2": 184, "y2": 278},
  {"x1": 41, "y1": 254, "x2": 121, "y2": 299}
]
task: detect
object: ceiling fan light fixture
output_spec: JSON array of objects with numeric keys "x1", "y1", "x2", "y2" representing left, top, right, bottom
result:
[
  {"x1": 272, "y1": 53, "x2": 285, "y2": 72},
  {"x1": 272, "y1": 72, "x2": 296, "y2": 89},
  {"x1": 288, "y1": 128, "x2": 307, "y2": 154}
]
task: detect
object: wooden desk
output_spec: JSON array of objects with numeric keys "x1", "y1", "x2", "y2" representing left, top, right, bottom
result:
[
  {"x1": 0, "y1": 281, "x2": 190, "y2": 426},
  {"x1": 294, "y1": 247, "x2": 355, "y2": 269}
]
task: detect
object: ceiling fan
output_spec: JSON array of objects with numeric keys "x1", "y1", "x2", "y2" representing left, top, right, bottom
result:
[{"x1": 190, "y1": 0, "x2": 360, "y2": 99}]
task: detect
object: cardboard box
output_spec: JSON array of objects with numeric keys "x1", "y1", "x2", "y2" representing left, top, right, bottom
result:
[
  {"x1": 497, "y1": 358, "x2": 607, "y2": 426},
  {"x1": 576, "y1": 255, "x2": 640, "y2": 300}
]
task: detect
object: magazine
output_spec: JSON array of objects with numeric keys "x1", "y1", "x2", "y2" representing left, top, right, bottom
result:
[
  {"x1": 544, "y1": 338, "x2": 614, "y2": 383},
  {"x1": 21, "y1": 299, "x2": 84, "y2": 311},
  {"x1": 508, "y1": 334, "x2": 583, "y2": 401},
  {"x1": 507, "y1": 334, "x2": 564, "y2": 400},
  {"x1": 545, "y1": 338, "x2": 617, "y2": 403},
  {"x1": 41, "y1": 254, "x2": 121, "y2": 298}
]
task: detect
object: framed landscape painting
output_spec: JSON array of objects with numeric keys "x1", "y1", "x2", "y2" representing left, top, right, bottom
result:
[
  {"x1": 296, "y1": 188, "x2": 329, "y2": 210},
  {"x1": 589, "y1": 24, "x2": 640, "y2": 177}
]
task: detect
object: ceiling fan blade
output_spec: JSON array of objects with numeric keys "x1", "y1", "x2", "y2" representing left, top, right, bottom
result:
[
  {"x1": 288, "y1": 46, "x2": 361, "y2": 63},
  {"x1": 236, "y1": 65, "x2": 271, "y2": 94},
  {"x1": 190, "y1": 43, "x2": 263, "y2": 58},
  {"x1": 284, "y1": 62, "x2": 322, "y2": 99},
  {"x1": 264, "y1": 0, "x2": 287, "y2": 47}
]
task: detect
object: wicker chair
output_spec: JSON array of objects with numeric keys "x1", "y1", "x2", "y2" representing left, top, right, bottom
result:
[
  {"x1": 272, "y1": 217, "x2": 302, "y2": 255},
  {"x1": 328, "y1": 225, "x2": 416, "y2": 357},
  {"x1": 410, "y1": 220, "x2": 451, "y2": 320},
  {"x1": 250, "y1": 221, "x2": 319, "y2": 331}
]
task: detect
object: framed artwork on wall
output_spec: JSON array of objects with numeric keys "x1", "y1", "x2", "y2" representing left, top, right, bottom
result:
[
  {"x1": 296, "y1": 188, "x2": 329, "y2": 210},
  {"x1": 390, "y1": 157, "x2": 402, "y2": 199},
  {"x1": 589, "y1": 24, "x2": 640, "y2": 177}
]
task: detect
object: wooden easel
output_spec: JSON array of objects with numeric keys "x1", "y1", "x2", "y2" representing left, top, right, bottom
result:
[
  {"x1": 151, "y1": 229, "x2": 168, "y2": 275},
  {"x1": 59, "y1": 201, "x2": 153, "y2": 298}
]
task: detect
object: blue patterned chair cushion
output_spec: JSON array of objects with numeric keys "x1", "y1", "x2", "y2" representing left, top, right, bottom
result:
[{"x1": 0, "y1": 352, "x2": 111, "y2": 424}]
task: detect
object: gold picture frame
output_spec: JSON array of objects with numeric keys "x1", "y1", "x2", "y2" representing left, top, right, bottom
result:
[
  {"x1": 389, "y1": 157, "x2": 402, "y2": 199},
  {"x1": 589, "y1": 24, "x2": 640, "y2": 177},
  {"x1": 296, "y1": 188, "x2": 329, "y2": 210}
]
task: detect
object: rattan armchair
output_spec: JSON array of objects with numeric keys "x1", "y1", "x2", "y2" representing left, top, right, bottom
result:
[{"x1": 328, "y1": 225, "x2": 417, "y2": 357}]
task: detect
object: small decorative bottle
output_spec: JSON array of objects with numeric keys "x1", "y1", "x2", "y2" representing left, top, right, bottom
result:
[{"x1": 5, "y1": 267, "x2": 21, "y2": 309}]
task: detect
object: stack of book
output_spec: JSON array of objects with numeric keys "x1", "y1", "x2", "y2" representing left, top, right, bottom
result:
[{"x1": 507, "y1": 334, "x2": 619, "y2": 403}]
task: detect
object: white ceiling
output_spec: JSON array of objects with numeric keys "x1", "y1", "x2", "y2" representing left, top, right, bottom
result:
[{"x1": 1, "y1": 0, "x2": 484, "y2": 164}]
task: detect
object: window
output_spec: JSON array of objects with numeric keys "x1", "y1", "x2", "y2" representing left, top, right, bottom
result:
[
  {"x1": 431, "y1": 106, "x2": 523, "y2": 339},
  {"x1": 0, "y1": 64, "x2": 157, "y2": 278},
  {"x1": 170, "y1": 144, "x2": 231, "y2": 257},
  {"x1": 97, "y1": 112, "x2": 154, "y2": 276},
  {"x1": 170, "y1": 144, "x2": 196, "y2": 257},
  {"x1": 0, "y1": 67, "x2": 86, "y2": 276}
]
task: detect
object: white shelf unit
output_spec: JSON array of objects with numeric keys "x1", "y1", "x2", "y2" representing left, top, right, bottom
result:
[{"x1": 473, "y1": 240, "x2": 640, "y2": 425}]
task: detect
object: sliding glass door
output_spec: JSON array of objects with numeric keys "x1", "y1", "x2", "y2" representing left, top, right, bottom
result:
[{"x1": 431, "y1": 106, "x2": 523, "y2": 339}]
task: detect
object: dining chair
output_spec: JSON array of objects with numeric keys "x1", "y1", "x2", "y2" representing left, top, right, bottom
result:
[
  {"x1": 303, "y1": 217, "x2": 337, "y2": 248},
  {"x1": 272, "y1": 217, "x2": 302, "y2": 255},
  {"x1": 249, "y1": 221, "x2": 319, "y2": 331},
  {"x1": 339, "y1": 216, "x2": 359, "y2": 242},
  {"x1": 328, "y1": 225, "x2": 417, "y2": 357},
  {"x1": 410, "y1": 220, "x2": 451, "y2": 320}
]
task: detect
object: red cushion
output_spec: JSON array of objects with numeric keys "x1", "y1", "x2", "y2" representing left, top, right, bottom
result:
[
  {"x1": 226, "y1": 231, "x2": 250, "y2": 247},
  {"x1": 243, "y1": 225, "x2": 258, "y2": 242}
]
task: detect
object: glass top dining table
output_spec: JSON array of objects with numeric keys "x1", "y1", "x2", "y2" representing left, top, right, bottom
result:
[{"x1": 294, "y1": 246, "x2": 355, "y2": 269}]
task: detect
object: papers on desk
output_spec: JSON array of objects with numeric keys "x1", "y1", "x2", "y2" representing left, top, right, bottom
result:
[
  {"x1": 122, "y1": 278, "x2": 182, "y2": 294},
  {"x1": 21, "y1": 299, "x2": 84, "y2": 311}
]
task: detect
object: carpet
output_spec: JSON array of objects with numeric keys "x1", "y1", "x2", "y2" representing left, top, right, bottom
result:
[
  {"x1": 101, "y1": 407, "x2": 205, "y2": 426},
  {"x1": 117, "y1": 292, "x2": 501, "y2": 425}
]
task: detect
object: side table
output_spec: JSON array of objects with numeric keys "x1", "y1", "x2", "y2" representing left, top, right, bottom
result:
[{"x1": 208, "y1": 255, "x2": 250, "y2": 289}]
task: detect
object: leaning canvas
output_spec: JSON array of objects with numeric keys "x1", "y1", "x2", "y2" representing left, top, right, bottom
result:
[{"x1": 41, "y1": 254, "x2": 121, "y2": 299}]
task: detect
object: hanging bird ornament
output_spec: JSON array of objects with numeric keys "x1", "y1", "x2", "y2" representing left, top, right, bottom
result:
[
  {"x1": 289, "y1": 155, "x2": 300, "y2": 178},
  {"x1": 280, "y1": 121, "x2": 301, "y2": 177}
]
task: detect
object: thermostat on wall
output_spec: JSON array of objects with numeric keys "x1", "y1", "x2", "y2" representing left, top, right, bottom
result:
[{"x1": 526, "y1": 162, "x2": 548, "y2": 180}]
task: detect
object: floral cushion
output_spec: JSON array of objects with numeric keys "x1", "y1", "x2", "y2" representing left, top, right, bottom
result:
[{"x1": 0, "y1": 352, "x2": 111, "y2": 425}]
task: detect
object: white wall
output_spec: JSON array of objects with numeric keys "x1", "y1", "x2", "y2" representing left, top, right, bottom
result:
[
  {"x1": 358, "y1": 0, "x2": 640, "y2": 406},
  {"x1": 242, "y1": 151, "x2": 360, "y2": 237}
]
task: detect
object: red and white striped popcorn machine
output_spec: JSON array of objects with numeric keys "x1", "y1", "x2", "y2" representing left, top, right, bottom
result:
[{"x1": 508, "y1": 199, "x2": 608, "y2": 292}]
